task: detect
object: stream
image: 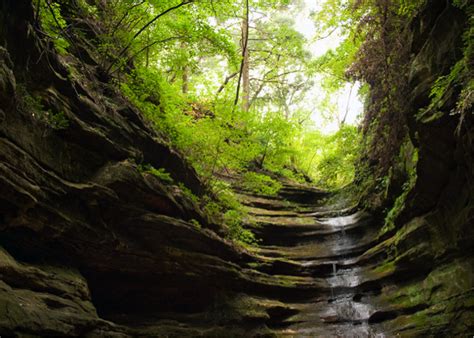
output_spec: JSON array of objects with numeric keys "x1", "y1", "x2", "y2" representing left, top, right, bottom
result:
[{"x1": 240, "y1": 189, "x2": 387, "y2": 336}]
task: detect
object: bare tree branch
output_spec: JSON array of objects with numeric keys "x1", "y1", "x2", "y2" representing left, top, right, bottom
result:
[
  {"x1": 106, "y1": 0, "x2": 195, "y2": 74},
  {"x1": 216, "y1": 72, "x2": 239, "y2": 96},
  {"x1": 111, "y1": 0, "x2": 146, "y2": 36},
  {"x1": 111, "y1": 36, "x2": 186, "y2": 74}
]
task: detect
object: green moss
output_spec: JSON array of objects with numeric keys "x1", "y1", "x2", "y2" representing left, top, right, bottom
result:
[
  {"x1": 384, "y1": 259, "x2": 473, "y2": 311},
  {"x1": 209, "y1": 293, "x2": 277, "y2": 323},
  {"x1": 373, "y1": 259, "x2": 396, "y2": 276},
  {"x1": 247, "y1": 262, "x2": 262, "y2": 269},
  {"x1": 189, "y1": 219, "x2": 202, "y2": 229},
  {"x1": 381, "y1": 145, "x2": 418, "y2": 236}
]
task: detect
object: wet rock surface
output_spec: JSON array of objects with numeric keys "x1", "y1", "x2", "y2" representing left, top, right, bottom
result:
[
  {"x1": 1, "y1": 179, "x2": 472, "y2": 336},
  {"x1": 240, "y1": 191, "x2": 385, "y2": 336},
  {"x1": 238, "y1": 188, "x2": 473, "y2": 337}
]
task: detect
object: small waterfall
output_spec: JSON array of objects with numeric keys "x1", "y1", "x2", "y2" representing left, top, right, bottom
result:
[{"x1": 330, "y1": 262, "x2": 337, "y2": 301}]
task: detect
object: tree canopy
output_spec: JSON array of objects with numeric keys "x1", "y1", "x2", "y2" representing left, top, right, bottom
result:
[{"x1": 36, "y1": 0, "x2": 373, "y2": 242}]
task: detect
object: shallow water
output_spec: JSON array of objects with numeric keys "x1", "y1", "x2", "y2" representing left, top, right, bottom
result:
[{"x1": 262, "y1": 209, "x2": 385, "y2": 336}]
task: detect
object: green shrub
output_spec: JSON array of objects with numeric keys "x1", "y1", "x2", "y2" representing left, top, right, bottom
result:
[
  {"x1": 224, "y1": 209, "x2": 256, "y2": 245},
  {"x1": 48, "y1": 110, "x2": 69, "y2": 130},
  {"x1": 16, "y1": 86, "x2": 69, "y2": 130},
  {"x1": 241, "y1": 172, "x2": 282, "y2": 196},
  {"x1": 138, "y1": 164, "x2": 174, "y2": 184},
  {"x1": 177, "y1": 182, "x2": 199, "y2": 204},
  {"x1": 37, "y1": 0, "x2": 70, "y2": 54}
]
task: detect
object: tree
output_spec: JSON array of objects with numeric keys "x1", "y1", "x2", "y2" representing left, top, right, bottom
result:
[
  {"x1": 71, "y1": 0, "x2": 361, "y2": 189},
  {"x1": 235, "y1": 0, "x2": 250, "y2": 111}
]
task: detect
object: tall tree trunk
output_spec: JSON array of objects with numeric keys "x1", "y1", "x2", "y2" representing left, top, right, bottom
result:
[
  {"x1": 241, "y1": 14, "x2": 250, "y2": 112},
  {"x1": 234, "y1": 0, "x2": 249, "y2": 112}
]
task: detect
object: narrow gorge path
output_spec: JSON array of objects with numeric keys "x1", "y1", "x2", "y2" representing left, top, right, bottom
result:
[{"x1": 237, "y1": 185, "x2": 388, "y2": 336}]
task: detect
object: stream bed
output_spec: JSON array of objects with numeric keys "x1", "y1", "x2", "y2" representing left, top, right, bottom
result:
[{"x1": 241, "y1": 191, "x2": 388, "y2": 336}]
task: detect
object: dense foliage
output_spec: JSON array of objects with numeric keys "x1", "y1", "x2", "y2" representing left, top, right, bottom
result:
[
  {"x1": 315, "y1": 0, "x2": 472, "y2": 222},
  {"x1": 34, "y1": 0, "x2": 370, "y2": 243}
]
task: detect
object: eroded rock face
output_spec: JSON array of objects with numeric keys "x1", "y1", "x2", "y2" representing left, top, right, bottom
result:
[
  {"x1": 0, "y1": 247, "x2": 127, "y2": 336},
  {"x1": 0, "y1": 1, "x2": 250, "y2": 335},
  {"x1": 360, "y1": 0, "x2": 474, "y2": 334}
]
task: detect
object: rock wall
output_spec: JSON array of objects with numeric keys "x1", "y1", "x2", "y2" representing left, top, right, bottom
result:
[
  {"x1": 359, "y1": 0, "x2": 474, "y2": 334},
  {"x1": 0, "y1": 1, "x2": 253, "y2": 335}
]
